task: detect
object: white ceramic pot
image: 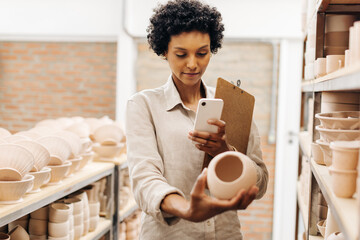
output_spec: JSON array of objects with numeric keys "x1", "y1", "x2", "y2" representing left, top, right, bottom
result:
[
  {"x1": 314, "y1": 58, "x2": 326, "y2": 78},
  {"x1": 0, "y1": 175, "x2": 34, "y2": 204},
  {"x1": 49, "y1": 203, "x2": 71, "y2": 223},
  {"x1": 207, "y1": 151, "x2": 257, "y2": 199}
]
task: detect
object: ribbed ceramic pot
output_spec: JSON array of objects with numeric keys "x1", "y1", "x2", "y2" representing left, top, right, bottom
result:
[{"x1": 207, "y1": 151, "x2": 257, "y2": 200}]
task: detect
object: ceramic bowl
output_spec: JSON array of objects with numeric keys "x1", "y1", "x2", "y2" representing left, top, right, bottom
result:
[
  {"x1": 316, "y1": 140, "x2": 332, "y2": 166},
  {"x1": 48, "y1": 161, "x2": 72, "y2": 185},
  {"x1": 0, "y1": 174, "x2": 34, "y2": 204},
  {"x1": 317, "y1": 220, "x2": 326, "y2": 237},
  {"x1": 67, "y1": 157, "x2": 82, "y2": 176},
  {"x1": 30, "y1": 206, "x2": 49, "y2": 220},
  {"x1": 63, "y1": 197, "x2": 83, "y2": 215},
  {"x1": 89, "y1": 215, "x2": 99, "y2": 232},
  {"x1": 3, "y1": 135, "x2": 30, "y2": 143},
  {"x1": 48, "y1": 220, "x2": 69, "y2": 238},
  {"x1": 79, "y1": 151, "x2": 94, "y2": 169},
  {"x1": 16, "y1": 140, "x2": 50, "y2": 172},
  {"x1": 37, "y1": 136, "x2": 72, "y2": 165},
  {"x1": 49, "y1": 203, "x2": 71, "y2": 223},
  {"x1": 92, "y1": 143, "x2": 124, "y2": 160},
  {"x1": 330, "y1": 141, "x2": 360, "y2": 170},
  {"x1": 79, "y1": 137, "x2": 92, "y2": 154},
  {"x1": 54, "y1": 131, "x2": 81, "y2": 159},
  {"x1": 56, "y1": 117, "x2": 74, "y2": 129},
  {"x1": 8, "y1": 225, "x2": 29, "y2": 240},
  {"x1": 29, "y1": 167, "x2": 51, "y2": 193},
  {"x1": 0, "y1": 233, "x2": 10, "y2": 240},
  {"x1": 14, "y1": 131, "x2": 41, "y2": 140},
  {"x1": 66, "y1": 123, "x2": 90, "y2": 139},
  {"x1": 311, "y1": 142, "x2": 325, "y2": 165},
  {"x1": 329, "y1": 166, "x2": 357, "y2": 198},
  {"x1": 327, "y1": 232, "x2": 345, "y2": 240},
  {"x1": 93, "y1": 124, "x2": 124, "y2": 145},
  {"x1": 207, "y1": 151, "x2": 257, "y2": 199},
  {"x1": 315, "y1": 111, "x2": 360, "y2": 130},
  {"x1": 316, "y1": 125, "x2": 360, "y2": 142},
  {"x1": 0, "y1": 128, "x2": 11, "y2": 139},
  {"x1": 28, "y1": 218, "x2": 47, "y2": 236},
  {"x1": 0, "y1": 144, "x2": 35, "y2": 181}
]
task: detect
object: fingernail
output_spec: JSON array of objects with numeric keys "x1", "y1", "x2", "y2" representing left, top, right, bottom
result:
[{"x1": 207, "y1": 119, "x2": 214, "y2": 123}]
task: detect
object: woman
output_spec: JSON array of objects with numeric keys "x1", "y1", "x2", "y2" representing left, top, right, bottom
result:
[{"x1": 125, "y1": 0, "x2": 268, "y2": 239}]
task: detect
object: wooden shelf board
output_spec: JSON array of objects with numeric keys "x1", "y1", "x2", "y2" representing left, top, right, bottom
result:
[
  {"x1": 310, "y1": 159, "x2": 359, "y2": 240},
  {"x1": 297, "y1": 181, "x2": 309, "y2": 230},
  {"x1": 94, "y1": 153, "x2": 127, "y2": 167},
  {"x1": 119, "y1": 197, "x2": 138, "y2": 222},
  {"x1": 302, "y1": 63, "x2": 360, "y2": 92},
  {"x1": 80, "y1": 217, "x2": 111, "y2": 240},
  {"x1": 0, "y1": 162, "x2": 114, "y2": 226},
  {"x1": 309, "y1": 235, "x2": 324, "y2": 240}
]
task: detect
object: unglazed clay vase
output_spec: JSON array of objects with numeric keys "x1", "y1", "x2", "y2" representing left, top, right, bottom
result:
[
  {"x1": 330, "y1": 141, "x2": 360, "y2": 170},
  {"x1": 207, "y1": 151, "x2": 257, "y2": 200}
]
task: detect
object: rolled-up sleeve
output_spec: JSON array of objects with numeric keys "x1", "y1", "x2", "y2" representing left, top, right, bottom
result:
[
  {"x1": 246, "y1": 121, "x2": 269, "y2": 199},
  {"x1": 125, "y1": 97, "x2": 186, "y2": 225}
]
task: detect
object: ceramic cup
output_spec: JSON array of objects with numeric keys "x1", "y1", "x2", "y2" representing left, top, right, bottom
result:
[
  {"x1": 330, "y1": 141, "x2": 360, "y2": 170},
  {"x1": 314, "y1": 58, "x2": 326, "y2": 78},
  {"x1": 30, "y1": 206, "x2": 49, "y2": 220},
  {"x1": 207, "y1": 151, "x2": 257, "y2": 199},
  {"x1": 28, "y1": 218, "x2": 47, "y2": 236},
  {"x1": 49, "y1": 203, "x2": 71, "y2": 223},
  {"x1": 326, "y1": 55, "x2": 345, "y2": 74},
  {"x1": 48, "y1": 220, "x2": 69, "y2": 238},
  {"x1": 329, "y1": 166, "x2": 357, "y2": 198}
]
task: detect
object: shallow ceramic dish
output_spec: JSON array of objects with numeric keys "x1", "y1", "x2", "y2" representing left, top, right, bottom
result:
[
  {"x1": 92, "y1": 143, "x2": 124, "y2": 160},
  {"x1": 316, "y1": 125, "x2": 360, "y2": 142},
  {"x1": 16, "y1": 140, "x2": 50, "y2": 172},
  {"x1": 0, "y1": 144, "x2": 35, "y2": 181},
  {"x1": 315, "y1": 111, "x2": 360, "y2": 130},
  {"x1": 48, "y1": 161, "x2": 72, "y2": 185},
  {"x1": 29, "y1": 167, "x2": 51, "y2": 193},
  {"x1": 207, "y1": 151, "x2": 257, "y2": 199},
  {"x1": 37, "y1": 136, "x2": 72, "y2": 165},
  {"x1": 0, "y1": 174, "x2": 34, "y2": 204}
]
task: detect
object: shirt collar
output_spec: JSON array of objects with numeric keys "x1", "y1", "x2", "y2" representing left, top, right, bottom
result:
[{"x1": 164, "y1": 75, "x2": 211, "y2": 111}]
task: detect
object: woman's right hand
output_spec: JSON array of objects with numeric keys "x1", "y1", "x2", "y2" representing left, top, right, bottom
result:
[{"x1": 183, "y1": 168, "x2": 259, "y2": 222}]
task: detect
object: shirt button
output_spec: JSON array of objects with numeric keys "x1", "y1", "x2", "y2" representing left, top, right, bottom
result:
[{"x1": 207, "y1": 221, "x2": 211, "y2": 226}]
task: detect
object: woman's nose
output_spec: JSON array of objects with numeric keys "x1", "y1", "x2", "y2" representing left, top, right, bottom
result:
[{"x1": 186, "y1": 56, "x2": 197, "y2": 70}]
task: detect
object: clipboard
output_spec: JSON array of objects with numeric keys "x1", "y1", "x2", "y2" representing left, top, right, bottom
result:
[{"x1": 215, "y1": 77, "x2": 255, "y2": 154}]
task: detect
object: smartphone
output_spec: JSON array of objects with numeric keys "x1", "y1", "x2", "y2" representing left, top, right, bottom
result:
[{"x1": 193, "y1": 98, "x2": 224, "y2": 133}]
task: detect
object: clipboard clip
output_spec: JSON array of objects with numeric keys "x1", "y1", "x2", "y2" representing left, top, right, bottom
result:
[{"x1": 230, "y1": 79, "x2": 241, "y2": 88}]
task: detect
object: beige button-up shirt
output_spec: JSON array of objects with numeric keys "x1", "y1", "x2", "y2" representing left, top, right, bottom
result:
[{"x1": 126, "y1": 76, "x2": 268, "y2": 240}]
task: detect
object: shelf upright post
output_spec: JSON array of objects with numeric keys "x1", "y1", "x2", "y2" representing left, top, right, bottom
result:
[
  {"x1": 315, "y1": 13, "x2": 325, "y2": 60},
  {"x1": 113, "y1": 165, "x2": 120, "y2": 239},
  {"x1": 308, "y1": 172, "x2": 321, "y2": 237}
]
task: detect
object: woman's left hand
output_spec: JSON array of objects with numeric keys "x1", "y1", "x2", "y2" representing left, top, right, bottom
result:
[{"x1": 188, "y1": 119, "x2": 232, "y2": 157}]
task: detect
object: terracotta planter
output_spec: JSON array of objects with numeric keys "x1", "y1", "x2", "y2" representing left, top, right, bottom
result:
[
  {"x1": 330, "y1": 141, "x2": 360, "y2": 170},
  {"x1": 329, "y1": 166, "x2": 357, "y2": 198},
  {"x1": 207, "y1": 151, "x2": 257, "y2": 200}
]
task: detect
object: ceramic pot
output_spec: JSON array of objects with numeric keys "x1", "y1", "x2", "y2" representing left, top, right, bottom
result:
[
  {"x1": 207, "y1": 151, "x2": 257, "y2": 199},
  {"x1": 311, "y1": 142, "x2": 325, "y2": 165},
  {"x1": 326, "y1": 55, "x2": 345, "y2": 74},
  {"x1": 89, "y1": 215, "x2": 99, "y2": 232},
  {"x1": 48, "y1": 220, "x2": 69, "y2": 238},
  {"x1": 345, "y1": 49, "x2": 350, "y2": 67},
  {"x1": 8, "y1": 225, "x2": 30, "y2": 240},
  {"x1": 329, "y1": 167, "x2": 357, "y2": 198},
  {"x1": 330, "y1": 141, "x2": 360, "y2": 170},
  {"x1": 28, "y1": 218, "x2": 47, "y2": 236},
  {"x1": 30, "y1": 206, "x2": 49, "y2": 220},
  {"x1": 29, "y1": 235, "x2": 47, "y2": 240},
  {"x1": 49, "y1": 203, "x2": 71, "y2": 223},
  {"x1": 28, "y1": 167, "x2": 51, "y2": 193},
  {"x1": 328, "y1": 232, "x2": 345, "y2": 240},
  {"x1": 0, "y1": 233, "x2": 9, "y2": 240},
  {"x1": 89, "y1": 201, "x2": 100, "y2": 217},
  {"x1": 73, "y1": 224, "x2": 83, "y2": 239},
  {"x1": 48, "y1": 236, "x2": 69, "y2": 240}
]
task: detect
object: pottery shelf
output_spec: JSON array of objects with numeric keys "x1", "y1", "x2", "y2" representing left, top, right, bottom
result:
[
  {"x1": 297, "y1": 181, "x2": 309, "y2": 230},
  {"x1": 119, "y1": 196, "x2": 138, "y2": 223},
  {"x1": 302, "y1": 63, "x2": 360, "y2": 92},
  {"x1": 0, "y1": 162, "x2": 114, "y2": 227},
  {"x1": 310, "y1": 159, "x2": 358, "y2": 240},
  {"x1": 80, "y1": 218, "x2": 111, "y2": 240}
]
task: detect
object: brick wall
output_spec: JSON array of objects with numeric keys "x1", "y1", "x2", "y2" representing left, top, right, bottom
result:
[
  {"x1": 136, "y1": 41, "x2": 276, "y2": 240},
  {"x1": 0, "y1": 42, "x2": 117, "y2": 133}
]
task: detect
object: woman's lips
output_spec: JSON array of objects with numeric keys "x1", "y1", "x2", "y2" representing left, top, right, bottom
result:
[{"x1": 184, "y1": 72, "x2": 199, "y2": 76}]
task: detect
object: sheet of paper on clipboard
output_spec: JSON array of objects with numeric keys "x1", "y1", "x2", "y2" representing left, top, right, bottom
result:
[{"x1": 215, "y1": 77, "x2": 255, "y2": 154}]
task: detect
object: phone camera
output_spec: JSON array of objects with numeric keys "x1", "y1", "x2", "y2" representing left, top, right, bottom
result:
[{"x1": 201, "y1": 102, "x2": 206, "y2": 106}]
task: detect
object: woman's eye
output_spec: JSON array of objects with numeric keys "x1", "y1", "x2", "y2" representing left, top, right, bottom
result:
[
  {"x1": 176, "y1": 54, "x2": 186, "y2": 58},
  {"x1": 197, "y1": 52, "x2": 208, "y2": 56}
]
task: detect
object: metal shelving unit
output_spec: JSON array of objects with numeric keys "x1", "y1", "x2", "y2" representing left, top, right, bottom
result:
[{"x1": 80, "y1": 218, "x2": 112, "y2": 240}]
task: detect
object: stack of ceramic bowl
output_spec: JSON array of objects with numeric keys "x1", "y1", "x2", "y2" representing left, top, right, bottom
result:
[
  {"x1": 29, "y1": 206, "x2": 48, "y2": 239},
  {"x1": 8, "y1": 215, "x2": 29, "y2": 232},
  {"x1": 69, "y1": 191, "x2": 90, "y2": 237},
  {"x1": 92, "y1": 123, "x2": 125, "y2": 162},
  {"x1": 48, "y1": 203, "x2": 71, "y2": 240},
  {"x1": 324, "y1": 15, "x2": 355, "y2": 56},
  {"x1": 0, "y1": 143, "x2": 35, "y2": 204},
  {"x1": 329, "y1": 141, "x2": 359, "y2": 198},
  {"x1": 16, "y1": 140, "x2": 51, "y2": 193},
  {"x1": 321, "y1": 92, "x2": 360, "y2": 113},
  {"x1": 315, "y1": 111, "x2": 360, "y2": 167},
  {"x1": 37, "y1": 136, "x2": 72, "y2": 185},
  {"x1": 83, "y1": 184, "x2": 101, "y2": 232},
  {"x1": 63, "y1": 197, "x2": 83, "y2": 240}
]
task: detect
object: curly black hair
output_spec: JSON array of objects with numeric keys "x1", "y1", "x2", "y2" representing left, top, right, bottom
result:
[{"x1": 147, "y1": 0, "x2": 225, "y2": 57}]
